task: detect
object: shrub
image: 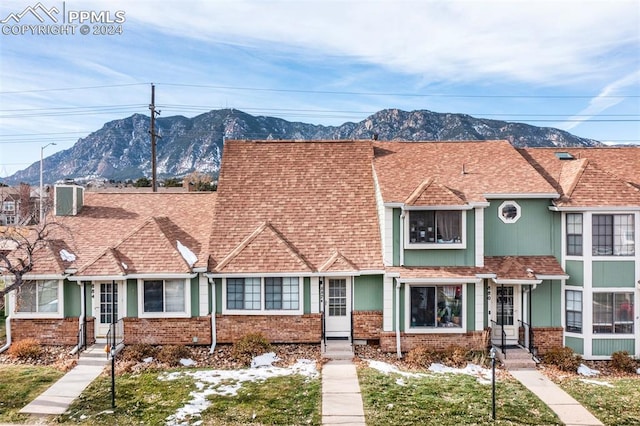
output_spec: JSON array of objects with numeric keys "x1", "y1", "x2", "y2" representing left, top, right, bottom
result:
[
  {"x1": 405, "y1": 346, "x2": 437, "y2": 369},
  {"x1": 441, "y1": 345, "x2": 469, "y2": 368},
  {"x1": 543, "y1": 346, "x2": 582, "y2": 371},
  {"x1": 231, "y1": 333, "x2": 272, "y2": 366},
  {"x1": 121, "y1": 343, "x2": 158, "y2": 362},
  {"x1": 611, "y1": 351, "x2": 638, "y2": 373},
  {"x1": 8, "y1": 338, "x2": 43, "y2": 360},
  {"x1": 156, "y1": 345, "x2": 192, "y2": 367}
]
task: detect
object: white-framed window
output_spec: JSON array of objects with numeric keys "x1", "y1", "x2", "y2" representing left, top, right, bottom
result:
[
  {"x1": 406, "y1": 210, "x2": 465, "y2": 248},
  {"x1": 592, "y1": 214, "x2": 635, "y2": 256},
  {"x1": 565, "y1": 289, "x2": 582, "y2": 333},
  {"x1": 14, "y1": 279, "x2": 61, "y2": 317},
  {"x1": 406, "y1": 284, "x2": 464, "y2": 332},
  {"x1": 593, "y1": 292, "x2": 634, "y2": 334},
  {"x1": 224, "y1": 277, "x2": 303, "y2": 314},
  {"x1": 498, "y1": 201, "x2": 521, "y2": 224},
  {"x1": 139, "y1": 278, "x2": 189, "y2": 317},
  {"x1": 2, "y1": 201, "x2": 15, "y2": 212},
  {"x1": 566, "y1": 213, "x2": 583, "y2": 256}
]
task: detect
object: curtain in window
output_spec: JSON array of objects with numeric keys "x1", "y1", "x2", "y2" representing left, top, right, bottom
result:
[
  {"x1": 165, "y1": 279, "x2": 185, "y2": 312},
  {"x1": 38, "y1": 280, "x2": 58, "y2": 312},
  {"x1": 614, "y1": 214, "x2": 634, "y2": 255},
  {"x1": 436, "y1": 211, "x2": 460, "y2": 242}
]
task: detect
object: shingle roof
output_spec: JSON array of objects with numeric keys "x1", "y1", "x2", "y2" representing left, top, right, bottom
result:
[
  {"x1": 209, "y1": 140, "x2": 383, "y2": 273},
  {"x1": 374, "y1": 141, "x2": 557, "y2": 204},
  {"x1": 520, "y1": 147, "x2": 640, "y2": 207}
]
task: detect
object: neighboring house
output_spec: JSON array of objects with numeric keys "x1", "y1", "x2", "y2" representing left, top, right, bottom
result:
[
  {"x1": 0, "y1": 189, "x2": 19, "y2": 226},
  {"x1": 1, "y1": 140, "x2": 638, "y2": 360}
]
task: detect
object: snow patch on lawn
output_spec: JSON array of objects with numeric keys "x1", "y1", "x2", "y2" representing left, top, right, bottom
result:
[
  {"x1": 577, "y1": 364, "x2": 599, "y2": 376},
  {"x1": 579, "y1": 379, "x2": 614, "y2": 387},
  {"x1": 161, "y1": 353, "x2": 318, "y2": 426},
  {"x1": 366, "y1": 360, "x2": 493, "y2": 384}
]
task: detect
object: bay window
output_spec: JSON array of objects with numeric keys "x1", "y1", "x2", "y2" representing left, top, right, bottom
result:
[{"x1": 408, "y1": 210, "x2": 463, "y2": 246}]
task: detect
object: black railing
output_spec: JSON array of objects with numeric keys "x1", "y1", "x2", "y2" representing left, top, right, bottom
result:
[
  {"x1": 106, "y1": 318, "x2": 124, "y2": 357},
  {"x1": 490, "y1": 319, "x2": 506, "y2": 356},
  {"x1": 518, "y1": 319, "x2": 535, "y2": 354}
]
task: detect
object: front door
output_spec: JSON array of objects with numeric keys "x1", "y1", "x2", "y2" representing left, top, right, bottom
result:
[
  {"x1": 490, "y1": 285, "x2": 520, "y2": 345},
  {"x1": 93, "y1": 282, "x2": 120, "y2": 339},
  {"x1": 324, "y1": 278, "x2": 351, "y2": 339}
]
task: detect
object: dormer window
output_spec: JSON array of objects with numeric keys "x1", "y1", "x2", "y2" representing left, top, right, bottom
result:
[{"x1": 406, "y1": 210, "x2": 465, "y2": 248}]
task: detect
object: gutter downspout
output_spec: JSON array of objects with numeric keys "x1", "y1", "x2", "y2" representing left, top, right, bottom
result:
[
  {"x1": 209, "y1": 277, "x2": 217, "y2": 353},
  {"x1": 70, "y1": 282, "x2": 86, "y2": 355},
  {"x1": 395, "y1": 278, "x2": 402, "y2": 359},
  {"x1": 399, "y1": 210, "x2": 405, "y2": 266},
  {"x1": 0, "y1": 293, "x2": 12, "y2": 353}
]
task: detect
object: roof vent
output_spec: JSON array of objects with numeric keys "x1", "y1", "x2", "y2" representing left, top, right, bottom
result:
[{"x1": 554, "y1": 152, "x2": 575, "y2": 160}]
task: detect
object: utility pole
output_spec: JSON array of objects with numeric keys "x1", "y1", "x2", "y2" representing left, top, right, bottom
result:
[{"x1": 149, "y1": 84, "x2": 161, "y2": 192}]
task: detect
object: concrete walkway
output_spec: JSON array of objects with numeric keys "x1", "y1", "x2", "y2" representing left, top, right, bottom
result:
[
  {"x1": 322, "y1": 340, "x2": 366, "y2": 425},
  {"x1": 20, "y1": 345, "x2": 109, "y2": 416},
  {"x1": 510, "y1": 369, "x2": 604, "y2": 426}
]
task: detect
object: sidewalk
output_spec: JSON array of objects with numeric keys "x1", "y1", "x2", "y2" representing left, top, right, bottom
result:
[
  {"x1": 510, "y1": 369, "x2": 604, "y2": 426},
  {"x1": 322, "y1": 340, "x2": 366, "y2": 425}
]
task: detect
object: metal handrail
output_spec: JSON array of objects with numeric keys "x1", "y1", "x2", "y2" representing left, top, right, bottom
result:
[
  {"x1": 517, "y1": 319, "x2": 535, "y2": 354},
  {"x1": 490, "y1": 319, "x2": 506, "y2": 356},
  {"x1": 106, "y1": 318, "x2": 124, "y2": 355}
]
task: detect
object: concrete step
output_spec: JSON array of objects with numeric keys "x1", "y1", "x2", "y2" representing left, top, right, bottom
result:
[
  {"x1": 502, "y1": 359, "x2": 537, "y2": 370},
  {"x1": 323, "y1": 340, "x2": 354, "y2": 360}
]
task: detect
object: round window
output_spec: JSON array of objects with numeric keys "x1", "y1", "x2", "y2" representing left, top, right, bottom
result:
[{"x1": 498, "y1": 201, "x2": 521, "y2": 223}]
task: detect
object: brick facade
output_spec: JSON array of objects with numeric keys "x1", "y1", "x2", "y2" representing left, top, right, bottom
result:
[
  {"x1": 11, "y1": 317, "x2": 89, "y2": 346},
  {"x1": 531, "y1": 327, "x2": 563, "y2": 355},
  {"x1": 379, "y1": 330, "x2": 489, "y2": 353},
  {"x1": 123, "y1": 317, "x2": 212, "y2": 345},
  {"x1": 352, "y1": 310, "x2": 382, "y2": 341},
  {"x1": 215, "y1": 314, "x2": 322, "y2": 344}
]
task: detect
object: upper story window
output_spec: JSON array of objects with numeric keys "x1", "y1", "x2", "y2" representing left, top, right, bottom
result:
[
  {"x1": 498, "y1": 201, "x2": 521, "y2": 223},
  {"x1": 592, "y1": 214, "x2": 635, "y2": 256},
  {"x1": 142, "y1": 279, "x2": 186, "y2": 313},
  {"x1": 225, "y1": 277, "x2": 302, "y2": 313},
  {"x1": 566, "y1": 213, "x2": 583, "y2": 256},
  {"x1": 16, "y1": 280, "x2": 59, "y2": 314},
  {"x1": 2, "y1": 201, "x2": 15, "y2": 212},
  {"x1": 407, "y1": 210, "x2": 463, "y2": 247}
]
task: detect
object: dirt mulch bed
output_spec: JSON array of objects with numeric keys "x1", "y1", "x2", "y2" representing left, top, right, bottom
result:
[
  {"x1": 539, "y1": 359, "x2": 640, "y2": 382},
  {"x1": 0, "y1": 345, "x2": 78, "y2": 371}
]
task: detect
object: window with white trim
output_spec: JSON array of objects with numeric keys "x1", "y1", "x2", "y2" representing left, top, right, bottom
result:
[
  {"x1": 143, "y1": 279, "x2": 186, "y2": 313},
  {"x1": 226, "y1": 277, "x2": 301, "y2": 312},
  {"x1": 408, "y1": 211, "x2": 463, "y2": 245},
  {"x1": 592, "y1": 214, "x2": 634, "y2": 256},
  {"x1": 565, "y1": 290, "x2": 582, "y2": 333},
  {"x1": 16, "y1": 280, "x2": 59, "y2": 313},
  {"x1": 498, "y1": 201, "x2": 521, "y2": 223},
  {"x1": 409, "y1": 285, "x2": 463, "y2": 329},
  {"x1": 566, "y1": 213, "x2": 583, "y2": 256},
  {"x1": 593, "y1": 292, "x2": 634, "y2": 334},
  {"x1": 2, "y1": 201, "x2": 15, "y2": 212}
]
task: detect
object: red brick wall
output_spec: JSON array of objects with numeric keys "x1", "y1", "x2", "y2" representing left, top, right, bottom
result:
[
  {"x1": 11, "y1": 317, "x2": 81, "y2": 345},
  {"x1": 215, "y1": 314, "x2": 322, "y2": 344},
  {"x1": 124, "y1": 317, "x2": 213, "y2": 345},
  {"x1": 353, "y1": 311, "x2": 382, "y2": 340},
  {"x1": 379, "y1": 330, "x2": 489, "y2": 353},
  {"x1": 532, "y1": 327, "x2": 563, "y2": 355}
]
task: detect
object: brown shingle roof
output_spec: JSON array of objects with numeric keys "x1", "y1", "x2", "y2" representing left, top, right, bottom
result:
[
  {"x1": 484, "y1": 256, "x2": 567, "y2": 280},
  {"x1": 209, "y1": 140, "x2": 383, "y2": 273},
  {"x1": 374, "y1": 141, "x2": 557, "y2": 204}
]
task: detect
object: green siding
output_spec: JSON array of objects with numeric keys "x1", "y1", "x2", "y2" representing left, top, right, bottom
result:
[
  {"x1": 63, "y1": 280, "x2": 80, "y2": 317},
  {"x1": 592, "y1": 261, "x2": 635, "y2": 287},
  {"x1": 565, "y1": 260, "x2": 584, "y2": 287},
  {"x1": 190, "y1": 276, "x2": 199, "y2": 317},
  {"x1": 393, "y1": 209, "x2": 400, "y2": 266},
  {"x1": 592, "y1": 339, "x2": 635, "y2": 356},
  {"x1": 304, "y1": 277, "x2": 311, "y2": 314},
  {"x1": 215, "y1": 279, "x2": 222, "y2": 313},
  {"x1": 551, "y1": 212, "x2": 561, "y2": 260},
  {"x1": 484, "y1": 199, "x2": 555, "y2": 256},
  {"x1": 565, "y1": 336, "x2": 584, "y2": 354},
  {"x1": 354, "y1": 275, "x2": 384, "y2": 311},
  {"x1": 466, "y1": 283, "x2": 475, "y2": 331},
  {"x1": 127, "y1": 279, "x2": 137, "y2": 317},
  {"x1": 531, "y1": 280, "x2": 561, "y2": 327}
]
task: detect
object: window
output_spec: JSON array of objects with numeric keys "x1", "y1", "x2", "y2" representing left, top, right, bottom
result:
[
  {"x1": 409, "y1": 285, "x2": 462, "y2": 329},
  {"x1": 593, "y1": 292, "x2": 634, "y2": 334},
  {"x1": 2, "y1": 201, "x2": 15, "y2": 212},
  {"x1": 143, "y1": 279, "x2": 185, "y2": 313},
  {"x1": 498, "y1": 201, "x2": 521, "y2": 223},
  {"x1": 408, "y1": 211, "x2": 462, "y2": 245},
  {"x1": 566, "y1": 214, "x2": 583, "y2": 256},
  {"x1": 265, "y1": 277, "x2": 299, "y2": 310},
  {"x1": 16, "y1": 280, "x2": 58, "y2": 313},
  {"x1": 592, "y1": 214, "x2": 634, "y2": 256},
  {"x1": 565, "y1": 290, "x2": 582, "y2": 333},
  {"x1": 227, "y1": 277, "x2": 301, "y2": 312}
]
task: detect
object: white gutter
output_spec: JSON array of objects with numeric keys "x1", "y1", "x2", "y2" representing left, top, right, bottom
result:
[
  {"x1": 67, "y1": 273, "x2": 197, "y2": 281},
  {"x1": 0, "y1": 295, "x2": 12, "y2": 353},
  {"x1": 399, "y1": 210, "x2": 405, "y2": 266},
  {"x1": 209, "y1": 277, "x2": 217, "y2": 353},
  {"x1": 205, "y1": 270, "x2": 387, "y2": 279},
  {"x1": 395, "y1": 278, "x2": 402, "y2": 359}
]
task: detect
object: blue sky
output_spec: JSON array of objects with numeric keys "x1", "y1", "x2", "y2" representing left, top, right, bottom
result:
[{"x1": 1, "y1": 0, "x2": 639, "y2": 178}]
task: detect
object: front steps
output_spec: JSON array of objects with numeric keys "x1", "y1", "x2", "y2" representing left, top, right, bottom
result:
[
  {"x1": 77, "y1": 344, "x2": 111, "y2": 367},
  {"x1": 323, "y1": 338, "x2": 354, "y2": 360},
  {"x1": 495, "y1": 346, "x2": 537, "y2": 370}
]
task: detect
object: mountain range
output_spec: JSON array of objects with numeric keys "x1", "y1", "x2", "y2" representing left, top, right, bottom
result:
[{"x1": 5, "y1": 108, "x2": 601, "y2": 185}]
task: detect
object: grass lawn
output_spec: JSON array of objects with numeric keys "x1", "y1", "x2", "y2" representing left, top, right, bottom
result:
[
  {"x1": 0, "y1": 365, "x2": 64, "y2": 423},
  {"x1": 58, "y1": 370, "x2": 321, "y2": 425},
  {"x1": 358, "y1": 366, "x2": 560, "y2": 425},
  {"x1": 552, "y1": 376, "x2": 640, "y2": 426}
]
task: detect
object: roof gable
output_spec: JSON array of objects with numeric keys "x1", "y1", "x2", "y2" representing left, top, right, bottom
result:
[
  {"x1": 405, "y1": 178, "x2": 466, "y2": 206},
  {"x1": 318, "y1": 250, "x2": 358, "y2": 273}
]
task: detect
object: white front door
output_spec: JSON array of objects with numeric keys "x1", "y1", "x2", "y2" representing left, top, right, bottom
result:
[
  {"x1": 324, "y1": 278, "x2": 351, "y2": 339},
  {"x1": 93, "y1": 282, "x2": 121, "y2": 339},
  {"x1": 491, "y1": 285, "x2": 520, "y2": 345}
]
